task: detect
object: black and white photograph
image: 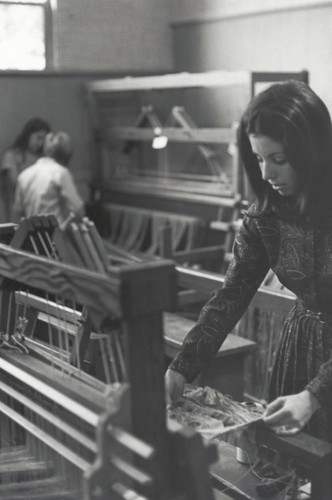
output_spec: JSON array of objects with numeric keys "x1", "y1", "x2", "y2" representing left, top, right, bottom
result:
[{"x1": 0, "y1": 1, "x2": 331, "y2": 499}]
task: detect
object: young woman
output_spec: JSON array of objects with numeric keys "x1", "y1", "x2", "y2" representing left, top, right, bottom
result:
[
  {"x1": 165, "y1": 80, "x2": 332, "y2": 442},
  {"x1": 1, "y1": 117, "x2": 51, "y2": 221}
]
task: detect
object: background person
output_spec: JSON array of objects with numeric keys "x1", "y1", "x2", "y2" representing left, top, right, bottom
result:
[
  {"x1": 165, "y1": 80, "x2": 332, "y2": 443},
  {"x1": 14, "y1": 131, "x2": 84, "y2": 227},
  {"x1": 1, "y1": 117, "x2": 51, "y2": 221}
]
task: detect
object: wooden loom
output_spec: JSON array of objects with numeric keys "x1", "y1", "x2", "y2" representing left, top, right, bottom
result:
[
  {"x1": 81, "y1": 68, "x2": 332, "y2": 498},
  {"x1": 173, "y1": 268, "x2": 332, "y2": 499},
  {"x1": 0, "y1": 216, "x2": 218, "y2": 500},
  {"x1": 100, "y1": 239, "x2": 332, "y2": 500},
  {"x1": 0, "y1": 217, "x2": 331, "y2": 500},
  {"x1": 85, "y1": 69, "x2": 309, "y2": 275}
]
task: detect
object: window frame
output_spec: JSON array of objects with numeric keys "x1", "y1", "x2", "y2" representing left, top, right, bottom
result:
[{"x1": 0, "y1": 0, "x2": 55, "y2": 71}]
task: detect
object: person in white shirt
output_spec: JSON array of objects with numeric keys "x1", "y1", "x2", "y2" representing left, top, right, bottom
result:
[{"x1": 14, "y1": 131, "x2": 84, "y2": 227}]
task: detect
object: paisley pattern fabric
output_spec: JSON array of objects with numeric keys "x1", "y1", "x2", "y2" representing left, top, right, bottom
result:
[
  {"x1": 170, "y1": 203, "x2": 332, "y2": 439},
  {"x1": 268, "y1": 301, "x2": 332, "y2": 440}
]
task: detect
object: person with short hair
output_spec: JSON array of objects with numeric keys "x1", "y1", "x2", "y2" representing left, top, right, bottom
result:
[
  {"x1": 1, "y1": 117, "x2": 51, "y2": 221},
  {"x1": 165, "y1": 80, "x2": 332, "y2": 443},
  {"x1": 14, "y1": 131, "x2": 84, "y2": 227}
]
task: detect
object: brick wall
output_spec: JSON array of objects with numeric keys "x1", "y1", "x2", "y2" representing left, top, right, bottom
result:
[{"x1": 55, "y1": 0, "x2": 174, "y2": 72}]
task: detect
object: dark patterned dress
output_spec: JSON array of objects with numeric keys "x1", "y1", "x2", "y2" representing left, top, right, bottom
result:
[{"x1": 169, "y1": 204, "x2": 332, "y2": 441}]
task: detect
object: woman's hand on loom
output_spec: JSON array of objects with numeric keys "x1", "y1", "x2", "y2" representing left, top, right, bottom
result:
[
  {"x1": 165, "y1": 368, "x2": 186, "y2": 405},
  {"x1": 262, "y1": 390, "x2": 321, "y2": 435}
]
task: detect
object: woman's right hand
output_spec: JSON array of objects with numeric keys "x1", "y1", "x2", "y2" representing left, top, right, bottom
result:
[{"x1": 165, "y1": 368, "x2": 186, "y2": 405}]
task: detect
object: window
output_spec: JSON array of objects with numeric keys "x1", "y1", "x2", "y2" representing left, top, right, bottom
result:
[{"x1": 0, "y1": 0, "x2": 54, "y2": 70}]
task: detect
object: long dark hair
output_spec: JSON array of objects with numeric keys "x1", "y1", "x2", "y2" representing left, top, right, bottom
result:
[
  {"x1": 238, "y1": 80, "x2": 332, "y2": 217},
  {"x1": 12, "y1": 117, "x2": 51, "y2": 150}
]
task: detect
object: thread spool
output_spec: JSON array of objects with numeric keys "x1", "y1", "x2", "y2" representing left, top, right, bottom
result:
[{"x1": 236, "y1": 447, "x2": 252, "y2": 464}]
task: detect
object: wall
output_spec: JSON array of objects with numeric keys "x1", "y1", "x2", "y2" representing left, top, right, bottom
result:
[
  {"x1": 54, "y1": 0, "x2": 174, "y2": 72},
  {"x1": 170, "y1": 0, "x2": 332, "y2": 114}
]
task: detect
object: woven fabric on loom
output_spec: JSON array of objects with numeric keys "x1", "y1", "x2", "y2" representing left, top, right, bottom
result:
[{"x1": 102, "y1": 203, "x2": 203, "y2": 255}]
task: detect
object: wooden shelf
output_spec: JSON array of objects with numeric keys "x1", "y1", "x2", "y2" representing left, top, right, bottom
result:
[{"x1": 88, "y1": 70, "x2": 251, "y2": 92}]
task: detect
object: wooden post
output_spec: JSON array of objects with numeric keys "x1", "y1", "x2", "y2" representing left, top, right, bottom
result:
[{"x1": 118, "y1": 260, "x2": 176, "y2": 498}]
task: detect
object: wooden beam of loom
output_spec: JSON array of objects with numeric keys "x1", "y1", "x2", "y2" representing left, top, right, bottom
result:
[
  {"x1": 0, "y1": 243, "x2": 176, "y2": 324},
  {"x1": 0, "y1": 216, "x2": 222, "y2": 499},
  {"x1": 109, "y1": 126, "x2": 235, "y2": 144},
  {"x1": 176, "y1": 265, "x2": 294, "y2": 315},
  {"x1": 0, "y1": 239, "x2": 178, "y2": 496}
]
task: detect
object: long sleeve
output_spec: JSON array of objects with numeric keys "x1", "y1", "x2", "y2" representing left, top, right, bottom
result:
[
  {"x1": 306, "y1": 341, "x2": 332, "y2": 405},
  {"x1": 59, "y1": 170, "x2": 85, "y2": 218},
  {"x1": 13, "y1": 182, "x2": 25, "y2": 222},
  {"x1": 169, "y1": 213, "x2": 271, "y2": 381}
]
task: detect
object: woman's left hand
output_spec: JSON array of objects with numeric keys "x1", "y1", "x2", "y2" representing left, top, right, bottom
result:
[{"x1": 262, "y1": 390, "x2": 321, "y2": 436}]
